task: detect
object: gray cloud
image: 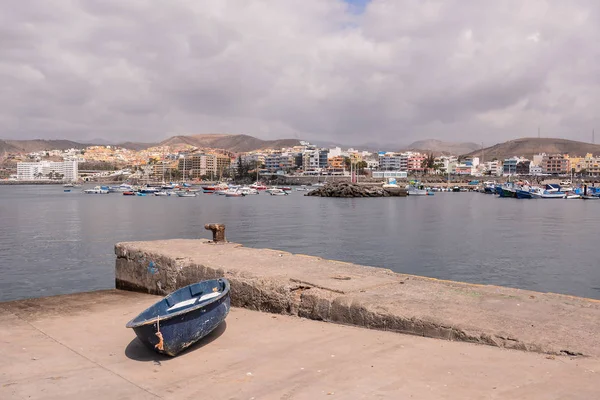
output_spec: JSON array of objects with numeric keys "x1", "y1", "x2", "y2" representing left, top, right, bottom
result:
[{"x1": 0, "y1": 0, "x2": 599, "y2": 145}]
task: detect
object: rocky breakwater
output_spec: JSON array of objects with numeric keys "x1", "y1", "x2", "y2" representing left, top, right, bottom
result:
[{"x1": 305, "y1": 182, "x2": 407, "y2": 197}]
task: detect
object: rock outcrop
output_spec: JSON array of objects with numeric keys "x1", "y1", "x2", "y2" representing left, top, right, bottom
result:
[{"x1": 305, "y1": 182, "x2": 407, "y2": 197}]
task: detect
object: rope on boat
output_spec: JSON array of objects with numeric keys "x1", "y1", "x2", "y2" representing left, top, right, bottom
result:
[{"x1": 155, "y1": 315, "x2": 164, "y2": 351}]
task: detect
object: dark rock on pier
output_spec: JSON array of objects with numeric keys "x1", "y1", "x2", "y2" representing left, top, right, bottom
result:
[{"x1": 305, "y1": 182, "x2": 407, "y2": 197}]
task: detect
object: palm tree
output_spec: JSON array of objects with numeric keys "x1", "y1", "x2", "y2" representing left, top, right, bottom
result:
[{"x1": 421, "y1": 153, "x2": 436, "y2": 175}]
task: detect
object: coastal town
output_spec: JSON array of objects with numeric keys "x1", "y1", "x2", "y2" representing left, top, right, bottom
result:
[{"x1": 2, "y1": 137, "x2": 600, "y2": 184}]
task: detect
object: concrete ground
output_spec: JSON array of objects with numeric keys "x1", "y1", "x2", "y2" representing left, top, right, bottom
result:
[{"x1": 1, "y1": 290, "x2": 598, "y2": 400}]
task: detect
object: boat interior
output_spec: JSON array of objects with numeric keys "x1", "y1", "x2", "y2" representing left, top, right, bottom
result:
[{"x1": 128, "y1": 279, "x2": 227, "y2": 326}]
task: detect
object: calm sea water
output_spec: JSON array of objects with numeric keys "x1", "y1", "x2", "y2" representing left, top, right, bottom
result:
[{"x1": 1, "y1": 185, "x2": 600, "y2": 302}]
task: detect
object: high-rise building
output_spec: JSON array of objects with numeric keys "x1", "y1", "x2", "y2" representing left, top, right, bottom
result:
[{"x1": 16, "y1": 161, "x2": 78, "y2": 181}]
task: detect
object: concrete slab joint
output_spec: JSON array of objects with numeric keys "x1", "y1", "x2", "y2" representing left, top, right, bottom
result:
[{"x1": 114, "y1": 239, "x2": 600, "y2": 358}]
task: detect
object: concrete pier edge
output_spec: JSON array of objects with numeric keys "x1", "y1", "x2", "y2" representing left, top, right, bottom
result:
[{"x1": 115, "y1": 239, "x2": 600, "y2": 357}]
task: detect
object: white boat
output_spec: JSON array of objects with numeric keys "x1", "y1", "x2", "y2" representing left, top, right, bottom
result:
[
  {"x1": 225, "y1": 190, "x2": 245, "y2": 197},
  {"x1": 112, "y1": 183, "x2": 134, "y2": 193},
  {"x1": 154, "y1": 191, "x2": 169, "y2": 196},
  {"x1": 382, "y1": 178, "x2": 399, "y2": 189},
  {"x1": 530, "y1": 188, "x2": 565, "y2": 199},
  {"x1": 311, "y1": 182, "x2": 325, "y2": 187},
  {"x1": 249, "y1": 181, "x2": 267, "y2": 190},
  {"x1": 407, "y1": 183, "x2": 433, "y2": 196},
  {"x1": 239, "y1": 186, "x2": 259, "y2": 195},
  {"x1": 296, "y1": 185, "x2": 310, "y2": 191},
  {"x1": 269, "y1": 188, "x2": 289, "y2": 196},
  {"x1": 83, "y1": 186, "x2": 109, "y2": 194},
  {"x1": 176, "y1": 192, "x2": 197, "y2": 197}
]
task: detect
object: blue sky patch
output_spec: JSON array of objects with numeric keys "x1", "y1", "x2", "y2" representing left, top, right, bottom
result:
[{"x1": 343, "y1": 0, "x2": 370, "y2": 14}]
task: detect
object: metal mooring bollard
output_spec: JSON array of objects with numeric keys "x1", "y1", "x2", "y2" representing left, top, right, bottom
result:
[{"x1": 205, "y1": 223, "x2": 226, "y2": 243}]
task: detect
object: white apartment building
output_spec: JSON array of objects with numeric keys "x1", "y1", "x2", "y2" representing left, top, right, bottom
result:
[
  {"x1": 483, "y1": 161, "x2": 501, "y2": 176},
  {"x1": 17, "y1": 161, "x2": 78, "y2": 181}
]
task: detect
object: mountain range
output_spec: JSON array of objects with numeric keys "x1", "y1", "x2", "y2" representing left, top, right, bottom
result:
[
  {"x1": 464, "y1": 138, "x2": 600, "y2": 161},
  {"x1": 3, "y1": 135, "x2": 600, "y2": 161},
  {"x1": 0, "y1": 134, "x2": 300, "y2": 155},
  {"x1": 157, "y1": 134, "x2": 300, "y2": 153},
  {"x1": 402, "y1": 139, "x2": 481, "y2": 155}
]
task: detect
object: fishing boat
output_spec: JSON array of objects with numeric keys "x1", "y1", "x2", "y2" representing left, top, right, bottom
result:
[
  {"x1": 515, "y1": 188, "x2": 532, "y2": 199},
  {"x1": 63, "y1": 189, "x2": 71, "y2": 193},
  {"x1": 407, "y1": 181, "x2": 434, "y2": 196},
  {"x1": 123, "y1": 191, "x2": 136, "y2": 196},
  {"x1": 582, "y1": 195, "x2": 600, "y2": 200},
  {"x1": 136, "y1": 192, "x2": 147, "y2": 196},
  {"x1": 83, "y1": 186, "x2": 109, "y2": 194},
  {"x1": 154, "y1": 191, "x2": 169, "y2": 196},
  {"x1": 565, "y1": 194, "x2": 582, "y2": 199},
  {"x1": 296, "y1": 185, "x2": 310, "y2": 191},
  {"x1": 126, "y1": 278, "x2": 230, "y2": 357},
  {"x1": 500, "y1": 185, "x2": 517, "y2": 198}
]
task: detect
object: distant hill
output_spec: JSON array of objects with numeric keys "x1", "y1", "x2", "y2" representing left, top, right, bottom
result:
[
  {"x1": 463, "y1": 138, "x2": 600, "y2": 161},
  {"x1": 117, "y1": 141, "x2": 157, "y2": 151},
  {"x1": 0, "y1": 139, "x2": 88, "y2": 154},
  {"x1": 0, "y1": 134, "x2": 299, "y2": 154},
  {"x1": 159, "y1": 134, "x2": 301, "y2": 152},
  {"x1": 404, "y1": 139, "x2": 480, "y2": 155}
]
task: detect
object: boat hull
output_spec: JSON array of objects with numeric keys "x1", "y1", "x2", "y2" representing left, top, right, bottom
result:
[
  {"x1": 127, "y1": 279, "x2": 230, "y2": 357},
  {"x1": 500, "y1": 188, "x2": 516, "y2": 198},
  {"x1": 515, "y1": 189, "x2": 532, "y2": 199}
]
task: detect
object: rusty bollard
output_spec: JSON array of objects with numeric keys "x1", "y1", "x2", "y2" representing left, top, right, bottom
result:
[{"x1": 205, "y1": 223, "x2": 226, "y2": 243}]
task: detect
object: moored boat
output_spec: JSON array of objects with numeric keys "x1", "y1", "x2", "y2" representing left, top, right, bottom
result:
[
  {"x1": 515, "y1": 189, "x2": 532, "y2": 199},
  {"x1": 123, "y1": 191, "x2": 136, "y2": 196},
  {"x1": 530, "y1": 188, "x2": 565, "y2": 199},
  {"x1": 126, "y1": 278, "x2": 230, "y2": 356},
  {"x1": 249, "y1": 181, "x2": 268, "y2": 190},
  {"x1": 239, "y1": 186, "x2": 259, "y2": 195},
  {"x1": 83, "y1": 186, "x2": 109, "y2": 194},
  {"x1": 177, "y1": 192, "x2": 197, "y2": 197},
  {"x1": 269, "y1": 188, "x2": 289, "y2": 196}
]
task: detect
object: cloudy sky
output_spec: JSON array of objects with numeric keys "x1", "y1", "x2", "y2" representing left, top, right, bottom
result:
[{"x1": 1, "y1": 0, "x2": 599, "y2": 145}]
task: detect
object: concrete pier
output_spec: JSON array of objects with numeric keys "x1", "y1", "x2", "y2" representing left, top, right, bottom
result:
[
  {"x1": 1, "y1": 290, "x2": 599, "y2": 399},
  {"x1": 115, "y1": 239, "x2": 600, "y2": 357}
]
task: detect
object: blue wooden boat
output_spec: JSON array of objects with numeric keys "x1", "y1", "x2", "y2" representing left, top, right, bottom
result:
[{"x1": 126, "y1": 278, "x2": 230, "y2": 356}]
